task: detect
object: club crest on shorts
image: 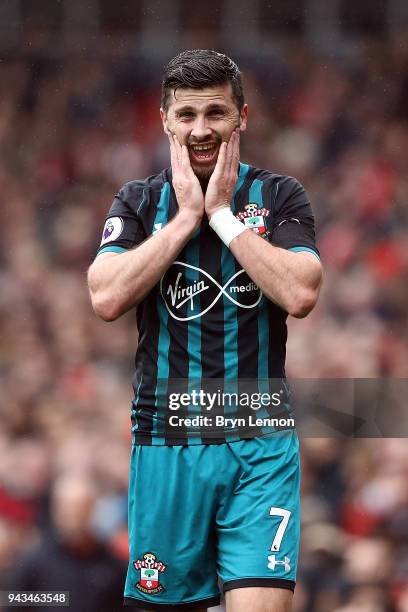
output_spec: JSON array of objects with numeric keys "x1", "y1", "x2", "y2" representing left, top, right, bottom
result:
[
  {"x1": 236, "y1": 203, "x2": 270, "y2": 236},
  {"x1": 134, "y1": 552, "x2": 166, "y2": 594}
]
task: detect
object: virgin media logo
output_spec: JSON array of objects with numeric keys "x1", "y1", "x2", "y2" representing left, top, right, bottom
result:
[{"x1": 160, "y1": 262, "x2": 262, "y2": 321}]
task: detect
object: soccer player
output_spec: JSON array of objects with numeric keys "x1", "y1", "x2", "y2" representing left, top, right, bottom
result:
[{"x1": 88, "y1": 50, "x2": 322, "y2": 612}]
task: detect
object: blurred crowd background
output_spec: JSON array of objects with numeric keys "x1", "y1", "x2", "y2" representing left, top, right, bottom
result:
[{"x1": 1, "y1": 1, "x2": 408, "y2": 610}]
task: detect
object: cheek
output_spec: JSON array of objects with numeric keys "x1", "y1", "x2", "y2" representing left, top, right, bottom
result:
[
  {"x1": 167, "y1": 121, "x2": 189, "y2": 143},
  {"x1": 218, "y1": 116, "x2": 240, "y2": 136},
  {"x1": 177, "y1": 131, "x2": 190, "y2": 146}
]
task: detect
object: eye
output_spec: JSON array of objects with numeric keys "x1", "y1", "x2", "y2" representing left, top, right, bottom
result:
[
  {"x1": 208, "y1": 110, "x2": 224, "y2": 118},
  {"x1": 178, "y1": 112, "x2": 194, "y2": 120}
]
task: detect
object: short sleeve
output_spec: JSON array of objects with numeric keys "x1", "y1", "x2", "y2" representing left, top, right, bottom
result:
[
  {"x1": 271, "y1": 176, "x2": 320, "y2": 259},
  {"x1": 96, "y1": 184, "x2": 146, "y2": 256}
]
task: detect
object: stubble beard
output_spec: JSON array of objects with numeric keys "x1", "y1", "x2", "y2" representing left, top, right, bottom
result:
[{"x1": 191, "y1": 163, "x2": 216, "y2": 185}]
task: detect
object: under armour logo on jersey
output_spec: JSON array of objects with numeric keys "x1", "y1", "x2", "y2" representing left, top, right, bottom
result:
[
  {"x1": 160, "y1": 262, "x2": 263, "y2": 321},
  {"x1": 267, "y1": 555, "x2": 291, "y2": 572}
]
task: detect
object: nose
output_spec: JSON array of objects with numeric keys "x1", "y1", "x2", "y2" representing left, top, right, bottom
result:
[{"x1": 190, "y1": 116, "x2": 212, "y2": 141}]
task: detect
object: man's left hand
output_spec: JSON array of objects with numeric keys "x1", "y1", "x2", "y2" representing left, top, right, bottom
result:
[{"x1": 205, "y1": 128, "x2": 240, "y2": 219}]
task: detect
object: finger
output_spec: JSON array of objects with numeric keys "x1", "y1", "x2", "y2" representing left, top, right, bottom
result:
[
  {"x1": 181, "y1": 143, "x2": 193, "y2": 173},
  {"x1": 168, "y1": 133, "x2": 179, "y2": 171},
  {"x1": 226, "y1": 129, "x2": 239, "y2": 179},
  {"x1": 224, "y1": 131, "x2": 239, "y2": 195},
  {"x1": 231, "y1": 128, "x2": 240, "y2": 175},
  {"x1": 225, "y1": 130, "x2": 235, "y2": 174},
  {"x1": 213, "y1": 141, "x2": 227, "y2": 178},
  {"x1": 173, "y1": 134, "x2": 183, "y2": 164}
]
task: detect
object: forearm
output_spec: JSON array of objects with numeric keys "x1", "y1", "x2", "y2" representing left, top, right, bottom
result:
[
  {"x1": 88, "y1": 210, "x2": 199, "y2": 321},
  {"x1": 229, "y1": 230, "x2": 322, "y2": 318}
]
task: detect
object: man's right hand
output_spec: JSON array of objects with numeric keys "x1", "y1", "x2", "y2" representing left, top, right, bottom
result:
[
  {"x1": 168, "y1": 133, "x2": 204, "y2": 226},
  {"x1": 88, "y1": 135, "x2": 204, "y2": 322}
]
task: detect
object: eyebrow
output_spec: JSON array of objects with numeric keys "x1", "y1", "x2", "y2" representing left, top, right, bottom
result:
[
  {"x1": 174, "y1": 106, "x2": 195, "y2": 114},
  {"x1": 174, "y1": 104, "x2": 228, "y2": 116}
]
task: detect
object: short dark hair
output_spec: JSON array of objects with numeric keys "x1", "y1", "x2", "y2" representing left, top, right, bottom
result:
[{"x1": 161, "y1": 49, "x2": 244, "y2": 111}]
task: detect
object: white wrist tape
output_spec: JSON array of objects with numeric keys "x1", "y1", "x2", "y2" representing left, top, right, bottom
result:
[{"x1": 209, "y1": 207, "x2": 247, "y2": 247}]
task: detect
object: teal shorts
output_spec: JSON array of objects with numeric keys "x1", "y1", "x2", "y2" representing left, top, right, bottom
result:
[{"x1": 124, "y1": 431, "x2": 300, "y2": 609}]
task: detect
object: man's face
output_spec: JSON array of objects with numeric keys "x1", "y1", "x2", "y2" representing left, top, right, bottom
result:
[{"x1": 161, "y1": 83, "x2": 248, "y2": 180}]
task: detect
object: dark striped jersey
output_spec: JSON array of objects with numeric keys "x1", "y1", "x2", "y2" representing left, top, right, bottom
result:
[{"x1": 96, "y1": 163, "x2": 319, "y2": 445}]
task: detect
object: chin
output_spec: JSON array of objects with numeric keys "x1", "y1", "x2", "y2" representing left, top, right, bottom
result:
[{"x1": 192, "y1": 164, "x2": 216, "y2": 181}]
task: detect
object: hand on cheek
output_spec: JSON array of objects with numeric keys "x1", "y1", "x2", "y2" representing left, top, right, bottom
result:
[
  {"x1": 167, "y1": 133, "x2": 204, "y2": 224},
  {"x1": 204, "y1": 128, "x2": 240, "y2": 219}
]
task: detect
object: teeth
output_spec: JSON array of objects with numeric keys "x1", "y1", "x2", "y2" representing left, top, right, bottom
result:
[{"x1": 192, "y1": 144, "x2": 215, "y2": 152}]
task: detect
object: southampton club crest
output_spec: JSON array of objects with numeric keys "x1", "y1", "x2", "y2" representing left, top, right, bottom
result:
[
  {"x1": 236, "y1": 203, "x2": 270, "y2": 237},
  {"x1": 134, "y1": 552, "x2": 166, "y2": 595}
]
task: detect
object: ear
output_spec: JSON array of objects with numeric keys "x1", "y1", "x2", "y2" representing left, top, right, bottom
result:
[
  {"x1": 239, "y1": 104, "x2": 248, "y2": 132},
  {"x1": 160, "y1": 108, "x2": 169, "y2": 134}
]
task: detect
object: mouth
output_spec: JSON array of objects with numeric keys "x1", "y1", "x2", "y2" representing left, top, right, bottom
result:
[{"x1": 189, "y1": 142, "x2": 218, "y2": 165}]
